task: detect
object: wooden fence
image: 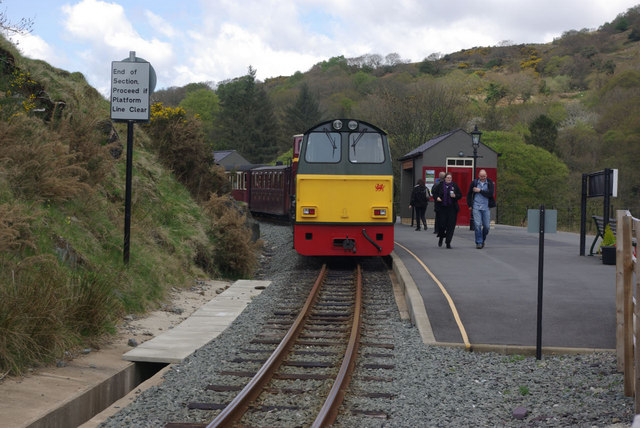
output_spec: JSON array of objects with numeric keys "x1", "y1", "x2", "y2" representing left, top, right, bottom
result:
[{"x1": 616, "y1": 209, "x2": 639, "y2": 410}]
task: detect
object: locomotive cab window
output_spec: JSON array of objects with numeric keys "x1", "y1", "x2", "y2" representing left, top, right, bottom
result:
[
  {"x1": 349, "y1": 133, "x2": 384, "y2": 163},
  {"x1": 305, "y1": 132, "x2": 341, "y2": 163}
]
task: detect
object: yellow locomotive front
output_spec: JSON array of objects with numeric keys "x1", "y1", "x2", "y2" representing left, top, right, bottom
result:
[{"x1": 293, "y1": 119, "x2": 394, "y2": 256}]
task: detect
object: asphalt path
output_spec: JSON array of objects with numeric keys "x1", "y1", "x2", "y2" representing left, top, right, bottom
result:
[{"x1": 393, "y1": 222, "x2": 615, "y2": 349}]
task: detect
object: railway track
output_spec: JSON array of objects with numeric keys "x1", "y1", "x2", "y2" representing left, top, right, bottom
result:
[{"x1": 165, "y1": 261, "x2": 396, "y2": 427}]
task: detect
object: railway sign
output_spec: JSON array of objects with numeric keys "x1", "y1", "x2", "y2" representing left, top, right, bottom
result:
[
  {"x1": 111, "y1": 51, "x2": 156, "y2": 264},
  {"x1": 110, "y1": 52, "x2": 156, "y2": 122}
]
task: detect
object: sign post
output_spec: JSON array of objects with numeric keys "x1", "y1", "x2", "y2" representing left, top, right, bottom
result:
[
  {"x1": 111, "y1": 51, "x2": 156, "y2": 264},
  {"x1": 527, "y1": 207, "x2": 557, "y2": 360}
]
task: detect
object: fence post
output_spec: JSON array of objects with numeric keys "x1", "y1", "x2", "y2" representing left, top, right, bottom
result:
[
  {"x1": 621, "y1": 213, "x2": 634, "y2": 396},
  {"x1": 633, "y1": 217, "x2": 640, "y2": 411},
  {"x1": 616, "y1": 210, "x2": 625, "y2": 372}
]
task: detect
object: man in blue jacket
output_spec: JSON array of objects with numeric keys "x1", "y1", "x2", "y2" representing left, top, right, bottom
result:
[{"x1": 466, "y1": 169, "x2": 495, "y2": 249}]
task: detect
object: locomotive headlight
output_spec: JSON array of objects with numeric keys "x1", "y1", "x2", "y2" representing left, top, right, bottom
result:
[
  {"x1": 302, "y1": 207, "x2": 317, "y2": 217},
  {"x1": 348, "y1": 120, "x2": 358, "y2": 130},
  {"x1": 332, "y1": 119, "x2": 343, "y2": 130},
  {"x1": 372, "y1": 207, "x2": 388, "y2": 217}
]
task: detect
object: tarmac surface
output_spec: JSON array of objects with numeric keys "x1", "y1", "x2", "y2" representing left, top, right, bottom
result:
[{"x1": 391, "y1": 221, "x2": 615, "y2": 351}]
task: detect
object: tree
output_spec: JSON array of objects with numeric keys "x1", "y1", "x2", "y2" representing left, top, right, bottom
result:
[
  {"x1": 0, "y1": 3, "x2": 33, "y2": 40},
  {"x1": 284, "y1": 83, "x2": 322, "y2": 137},
  {"x1": 484, "y1": 131, "x2": 569, "y2": 225},
  {"x1": 525, "y1": 114, "x2": 558, "y2": 152},
  {"x1": 215, "y1": 67, "x2": 279, "y2": 163},
  {"x1": 179, "y1": 88, "x2": 220, "y2": 142}
]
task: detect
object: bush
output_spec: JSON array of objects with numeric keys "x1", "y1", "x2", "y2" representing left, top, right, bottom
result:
[
  {"x1": 600, "y1": 224, "x2": 616, "y2": 248},
  {"x1": 202, "y1": 193, "x2": 260, "y2": 278},
  {"x1": 145, "y1": 103, "x2": 230, "y2": 201}
]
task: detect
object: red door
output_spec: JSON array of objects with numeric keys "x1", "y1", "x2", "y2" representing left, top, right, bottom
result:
[{"x1": 448, "y1": 167, "x2": 473, "y2": 226}]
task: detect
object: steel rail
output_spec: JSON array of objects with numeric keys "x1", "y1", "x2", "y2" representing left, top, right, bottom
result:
[
  {"x1": 312, "y1": 264, "x2": 362, "y2": 427},
  {"x1": 207, "y1": 264, "x2": 328, "y2": 428}
]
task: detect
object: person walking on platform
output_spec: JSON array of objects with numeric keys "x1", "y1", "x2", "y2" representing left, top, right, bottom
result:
[
  {"x1": 431, "y1": 171, "x2": 446, "y2": 234},
  {"x1": 433, "y1": 172, "x2": 462, "y2": 248},
  {"x1": 409, "y1": 178, "x2": 430, "y2": 231},
  {"x1": 467, "y1": 169, "x2": 495, "y2": 249}
]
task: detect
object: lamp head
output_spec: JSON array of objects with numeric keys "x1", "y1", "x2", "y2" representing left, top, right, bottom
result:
[{"x1": 471, "y1": 125, "x2": 481, "y2": 149}]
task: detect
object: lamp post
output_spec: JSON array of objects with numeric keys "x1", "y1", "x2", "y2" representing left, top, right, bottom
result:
[
  {"x1": 470, "y1": 125, "x2": 482, "y2": 180},
  {"x1": 469, "y1": 125, "x2": 482, "y2": 230}
]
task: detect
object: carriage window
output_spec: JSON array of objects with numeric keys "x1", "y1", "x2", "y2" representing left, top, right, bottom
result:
[
  {"x1": 349, "y1": 133, "x2": 385, "y2": 163},
  {"x1": 305, "y1": 132, "x2": 341, "y2": 163}
]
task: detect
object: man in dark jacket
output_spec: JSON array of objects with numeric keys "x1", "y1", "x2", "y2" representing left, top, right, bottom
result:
[
  {"x1": 431, "y1": 171, "x2": 446, "y2": 233},
  {"x1": 409, "y1": 178, "x2": 430, "y2": 231},
  {"x1": 466, "y1": 169, "x2": 495, "y2": 249},
  {"x1": 433, "y1": 173, "x2": 462, "y2": 248}
]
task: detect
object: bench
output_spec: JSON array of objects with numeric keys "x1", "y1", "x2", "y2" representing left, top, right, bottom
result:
[{"x1": 589, "y1": 216, "x2": 616, "y2": 256}]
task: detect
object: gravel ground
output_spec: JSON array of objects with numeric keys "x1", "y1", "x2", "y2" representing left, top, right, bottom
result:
[{"x1": 100, "y1": 222, "x2": 634, "y2": 427}]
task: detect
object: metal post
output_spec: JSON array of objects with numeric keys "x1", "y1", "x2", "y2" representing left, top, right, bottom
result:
[
  {"x1": 603, "y1": 168, "x2": 611, "y2": 229},
  {"x1": 123, "y1": 120, "x2": 134, "y2": 264},
  {"x1": 469, "y1": 147, "x2": 478, "y2": 230},
  {"x1": 536, "y1": 204, "x2": 545, "y2": 360},
  {"x1": 580, "y1": 173, "x2": 587, "y2": 256}
]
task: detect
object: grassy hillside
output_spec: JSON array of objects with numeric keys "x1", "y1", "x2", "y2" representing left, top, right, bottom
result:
[{"x1": 0, "y1": 36, "x2": 258, "y2": 375}]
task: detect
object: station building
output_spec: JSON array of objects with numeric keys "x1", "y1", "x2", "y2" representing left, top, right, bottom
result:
[{"x1": 398, "y1": 128, "x2": 498, "y2": 226}]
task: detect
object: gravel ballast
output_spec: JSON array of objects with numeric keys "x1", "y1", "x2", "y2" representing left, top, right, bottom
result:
[{"x1": 100, "y1": 222, "x2": 634, "y2": 427}]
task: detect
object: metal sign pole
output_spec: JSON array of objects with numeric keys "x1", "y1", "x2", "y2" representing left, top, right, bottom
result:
[
  {"x1": 111, "y1": 50, "x2": 156, "y2": 265},
  {"x1": 123, "y1": 120, "x2": 134, "y2": 264},
  {"x1": 536, "y1": 204, "x2": 545, "y2": 360}
]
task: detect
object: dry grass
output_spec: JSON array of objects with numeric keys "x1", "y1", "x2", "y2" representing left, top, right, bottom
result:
[
  {"x1": 0, "y1": 115, "x2": 91, "y2": 202},
  {"x1": 0, "y1": 202, "x2": 35, "y2": 253},
  {"x1": 0, "y1": 256, "x2": 75, "y2": 374}
]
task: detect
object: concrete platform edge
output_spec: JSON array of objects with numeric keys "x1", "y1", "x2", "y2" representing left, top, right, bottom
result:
[
  {"x1": 79, "y1": 364, "x2": 173, "y2": 428},
  {"x1": 390, "y1": 251, "x2": 436, "y2": 344}
]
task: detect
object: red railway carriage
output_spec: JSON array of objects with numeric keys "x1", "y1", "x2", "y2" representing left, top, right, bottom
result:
[
  {"x1": 228, "y1": 165, "x2": 253, "y2": 204},
  {"x1": 248, "y1": 165, "x2": 292, "y2": 217}
]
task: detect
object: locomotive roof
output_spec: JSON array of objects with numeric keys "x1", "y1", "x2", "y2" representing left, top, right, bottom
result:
[{"x1": 304, "y1": 119, "x2": 387, "y2": 135}]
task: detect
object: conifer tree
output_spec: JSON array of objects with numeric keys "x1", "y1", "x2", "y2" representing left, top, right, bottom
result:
[
  {"x1": 215, "y1": 67, "x2": 279, "y2": 163},
  {"x1": 285, "y1": 83, "x2": 323, "y2": 134}
]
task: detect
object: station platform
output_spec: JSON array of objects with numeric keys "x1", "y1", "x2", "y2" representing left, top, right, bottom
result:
[
  {"x1": 123, "y1": 279, "x2": 271, "y2": 363},
  {"x1": 390, "y1": 221, "x2": 616, "y2": 353}
]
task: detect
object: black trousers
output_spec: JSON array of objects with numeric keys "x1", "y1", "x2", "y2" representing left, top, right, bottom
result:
[
  {"x1": 414, "y1": 206, "x2": 427, "y2": 229},
  {"x1": 436, "y1": 204, "x2": 458, "y2": 244}
]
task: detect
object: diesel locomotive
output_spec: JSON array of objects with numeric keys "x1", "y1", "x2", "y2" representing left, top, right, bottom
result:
[
  {"x1": 227, "y1": 119, "x2": 394, "y2": 256},
  {"x1": 293, "y1": 119, "x2": 394, "y2": 256}
]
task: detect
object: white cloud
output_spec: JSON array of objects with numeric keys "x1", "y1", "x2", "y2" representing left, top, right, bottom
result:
[
  {"x1": 144, "y1": 10, "x2": 177, "y2": 39},
  {"x1": 11, "y1": 33, "x2": 61, "y2": 65},
  {"x1": 60, "y1": 0, "x2": 177, "y2": 95}
]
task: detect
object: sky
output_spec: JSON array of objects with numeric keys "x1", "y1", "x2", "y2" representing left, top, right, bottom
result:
[{"x1": 3, "y1": 0, "x2": 639, "y2": 97}]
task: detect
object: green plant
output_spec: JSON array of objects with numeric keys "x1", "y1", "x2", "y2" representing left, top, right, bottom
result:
[
  {"x1": 519, "y1": 385, "x2": 530, "y2": 396},
  {"x1": 600, "y1": 224, "x2": 616, "y2": 248}
]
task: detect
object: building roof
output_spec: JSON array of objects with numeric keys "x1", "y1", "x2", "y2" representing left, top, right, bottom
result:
[
  {"x1": 213, "y1": 150, "x2": 235, "y2": 163},
  {"x1": 398, "y1": 129, "x2": 461, "y2": 161}
]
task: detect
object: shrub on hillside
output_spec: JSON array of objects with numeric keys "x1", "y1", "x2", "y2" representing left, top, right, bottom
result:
[
  {"x1": 202, "y1": 193, "x2": 260, "y2": 278},
  {"x1": 146, "y1": 103, "x2": 230, "y2": 201}
]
